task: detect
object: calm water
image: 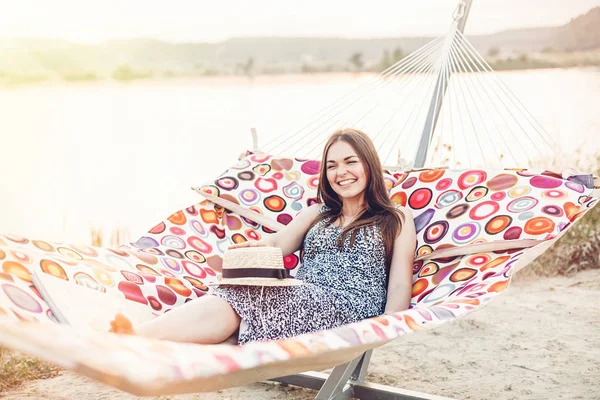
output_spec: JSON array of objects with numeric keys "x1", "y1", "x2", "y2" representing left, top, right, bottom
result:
[{"x1": 0, "y1": 69, "x2": 598, "y2": 244}]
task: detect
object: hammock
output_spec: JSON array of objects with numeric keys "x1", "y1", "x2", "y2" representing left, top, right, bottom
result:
[{"x1": 0, "y1": 1, "x2": 598, "y2": 399}]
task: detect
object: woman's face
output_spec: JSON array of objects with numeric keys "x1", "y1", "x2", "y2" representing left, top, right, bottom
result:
[{"x1": 325, "y1": 140, "x2": 368, "y2": 202}]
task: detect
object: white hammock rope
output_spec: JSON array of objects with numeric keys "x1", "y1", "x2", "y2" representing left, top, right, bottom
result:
[
  {"x1": 300, "y1": 39, "x2": 442, "y2": 161},
  {"x1": 267, "y1": 36, "x2": 446, "y2": 156},
  {"x1": 428, "y1": 39, "x2": 453, "y2": 168},
  {"x1": 449, "y1": 37, "x2": 520, "y2": 166},
  {"x1": 382, "y1": 69, "x2": 440, "y2": 166},
  {"x1": 355, "y1": 41, "x2": 445, "y2": 136},
  {"x1": 371, "y1": 56, "x2": 442, "y2": 154},
  {"x1": 443, "y1": 45, "x2": 457, "y2": 169},
  {"x1": 454, "y1": 32, "x2": 565, "y2": 166},
  {"x1": 451, "y1": 34, "x2": 538, "y2": 165},
  {"x1": 445, "y1": 36, "x2": 472, "y2": 168},
  {"x1": 448, "y1": 37, "x2": 496, "y2": 168},
  {"x1": 389, "y1": 57, "x2": 448, "y2": 166},
  {"x1": 437, "y1": 44, "x2": 452, "y2": 167},
  {"x1": 423, "y1": 27, "x2": 457, "y2": 167},
  {"x1": 273, "y1": 35, "x2": 446, "y2": 153},
  {"x1": 282, "y1": 39, "x2": 446, "y2": 158},
  {"x1": 303, "y1": 41, "x2": 446, "y2": 160},
  {"x1": 344, "y1": 43, "x2": 445, "y2": 161},
  {"x1": 370, "y1": 38, "x2": 453, "y2": 167},
  {"x1": 260, "y1": 21, "x2": 566, "y2": 171},
  {"x1": 455, "y1": 32, "x2": 558, "y2": 150},
  {"x1": 264, "y1": 36, "x2": 446, "y2": 156}
]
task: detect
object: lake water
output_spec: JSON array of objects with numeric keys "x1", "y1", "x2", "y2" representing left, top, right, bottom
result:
[{"x1": 0, "y1": 69, "x2": 598, "y2": 244}]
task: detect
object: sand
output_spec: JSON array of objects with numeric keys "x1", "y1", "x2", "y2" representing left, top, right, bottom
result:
[{"x1": 2, "y1": 269, "x2": 599, "y2": 400}]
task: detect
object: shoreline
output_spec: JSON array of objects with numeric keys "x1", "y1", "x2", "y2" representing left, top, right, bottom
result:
[{"x1": 1, "y1": 65, "x2": 599, "y2": 89}]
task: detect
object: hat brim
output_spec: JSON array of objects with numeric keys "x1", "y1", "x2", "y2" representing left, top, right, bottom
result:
[{"x1": 208, "y1": 277, "x2": 303, "y2": 287}]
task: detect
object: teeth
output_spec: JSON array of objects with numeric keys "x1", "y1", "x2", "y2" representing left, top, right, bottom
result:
[{"x1": 338, "y1": 179, "x2": 356, "y2": 186}]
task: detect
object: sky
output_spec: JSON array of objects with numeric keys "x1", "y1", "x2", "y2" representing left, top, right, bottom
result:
[{"x1": 0, "y1": 0, "x2": 598, "y2": 43}]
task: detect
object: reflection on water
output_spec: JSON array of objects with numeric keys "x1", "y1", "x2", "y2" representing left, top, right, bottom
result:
[{"x1": 0, "y1": 69, "x2": 598, "y2": 244}]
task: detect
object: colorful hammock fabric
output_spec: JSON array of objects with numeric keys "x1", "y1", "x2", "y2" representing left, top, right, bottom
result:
[{"x1": 0, "y1": 152, "x2": 597, "y2": 395}]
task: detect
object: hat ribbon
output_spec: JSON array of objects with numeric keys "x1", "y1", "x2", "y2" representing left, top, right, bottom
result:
[{"x1": 222, "y1": 268, "x2": 290, "y2": 280}]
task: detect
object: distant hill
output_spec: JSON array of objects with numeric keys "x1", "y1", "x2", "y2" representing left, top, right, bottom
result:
[
  {"x1": 554, "y1": 6, "x2": 600, "y2": 51},
  {"x1": 0, "y1": 7, "x2": 598, "y2": 78},
  {"x1": 473, "y1": 6, "x2": 600, "y2": 53}
]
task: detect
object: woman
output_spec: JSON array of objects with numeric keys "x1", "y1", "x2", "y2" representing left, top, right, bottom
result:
[{"x1": 121, "y1": 128, "x2": 416, "y2": 344}]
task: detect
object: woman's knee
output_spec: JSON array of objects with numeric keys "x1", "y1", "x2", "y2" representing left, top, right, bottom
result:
[
  {"x1": 200, "y1": 295, "x2": 241, "y2": 341},
  {"x1": 206, "y1": 295, "x2": 240, "y2": 322}
]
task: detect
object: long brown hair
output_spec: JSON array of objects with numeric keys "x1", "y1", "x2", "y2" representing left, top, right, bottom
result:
[{"x1": 311, "y1": 128, "x2": 405, "y2": 272}]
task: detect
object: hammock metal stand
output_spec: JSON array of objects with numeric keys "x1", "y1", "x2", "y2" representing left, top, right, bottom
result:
[{"x1": 272, "y1": 350, "x2": 451, "y2": 400}]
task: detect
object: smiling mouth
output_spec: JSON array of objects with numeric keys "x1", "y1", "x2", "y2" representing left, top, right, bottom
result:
[{"x1": 337, "y1": 179, "x2": 356, "y2": 187}]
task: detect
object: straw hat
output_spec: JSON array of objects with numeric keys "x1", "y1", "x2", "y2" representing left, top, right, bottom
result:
[{"x1": 210, "y1": 246, "x2": 303, "y2": 287}]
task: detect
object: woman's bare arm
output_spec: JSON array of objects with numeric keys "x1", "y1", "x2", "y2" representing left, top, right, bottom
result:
[
  {"x1": 228, "y1": 203, "x2": 323, "y2": 256},
  {"x1": 384, "y1": 207, "x2": 417, "y2": 314}
]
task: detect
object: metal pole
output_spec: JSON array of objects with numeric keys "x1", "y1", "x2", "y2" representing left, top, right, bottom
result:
[
  {"x1": 456, "y1": 0, "x2": 473, "y2": 32},
  {"x1": 413, "y1": 0, "x2": 473, "y2": 169}
]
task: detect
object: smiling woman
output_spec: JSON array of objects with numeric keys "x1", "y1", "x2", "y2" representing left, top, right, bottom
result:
[
  {"x1": 317, "y1": 129, "x2": 410, "y2": 272},
  {"x1": 111, "y1": 128, "x2": 417, "y2": 345}
]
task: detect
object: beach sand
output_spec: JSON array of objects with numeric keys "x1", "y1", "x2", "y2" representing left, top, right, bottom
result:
[{"x1": 2, "y1": 269, "x2": 599, "y2": 400}]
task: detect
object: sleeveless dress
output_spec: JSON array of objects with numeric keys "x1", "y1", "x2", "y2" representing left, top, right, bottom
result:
[{"x1": 212, "y1": 207, "x2": 388, "y2": 344}]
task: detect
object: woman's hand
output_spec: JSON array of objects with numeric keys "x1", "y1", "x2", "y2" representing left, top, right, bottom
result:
[{"x1": 228, "y1": 239, "x2": 272, "y2": 250}]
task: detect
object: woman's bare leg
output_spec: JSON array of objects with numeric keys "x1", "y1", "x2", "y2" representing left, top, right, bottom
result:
[{"x1": 135, "y1": 295, "x2": 240, "y2": 344}]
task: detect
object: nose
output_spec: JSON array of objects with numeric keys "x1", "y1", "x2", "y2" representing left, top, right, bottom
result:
[{"x1": 337, "y1": 167, "x2": 348, "y2": 177}]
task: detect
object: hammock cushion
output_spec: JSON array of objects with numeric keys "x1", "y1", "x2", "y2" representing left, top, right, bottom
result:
[
  {"x1": 390, "y1": 169, "x2": 591, "y2": 248},
  {"x1": 0, "y1": 152, "x2": 597, "y2": 395}
]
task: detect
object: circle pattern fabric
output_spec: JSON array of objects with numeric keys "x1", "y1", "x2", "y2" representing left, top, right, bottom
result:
[{"x1": 389, "y1": 168, "x2": 595, "y2": 252}]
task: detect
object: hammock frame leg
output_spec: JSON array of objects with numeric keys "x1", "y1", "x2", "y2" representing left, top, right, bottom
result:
[{"x1": 272, "y1": 350, "x2": 451, "y2": 400}]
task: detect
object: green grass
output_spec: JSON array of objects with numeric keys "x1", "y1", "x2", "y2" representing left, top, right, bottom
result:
[
  {"x1": 61, "y1": 72, "x2": 99, "y2": 82},
  {"x1": 0, "y1": 347, "x2": 61, "y2": 393},
  {"x1": 520, "y1": 156, "x2": 600, "y2": 277},
  {"x1": 489, "y1": 56, "x2": 559, "y2": 71},
  {"x1": 524, "y1": 201, "x2": 600, "y2": 277},
  {"x1": 112, "y1": 65, "x2": 153, "y2": 82},
  {"x1": 0, "y1": 73, "x2": 50, "y2": 86}
]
